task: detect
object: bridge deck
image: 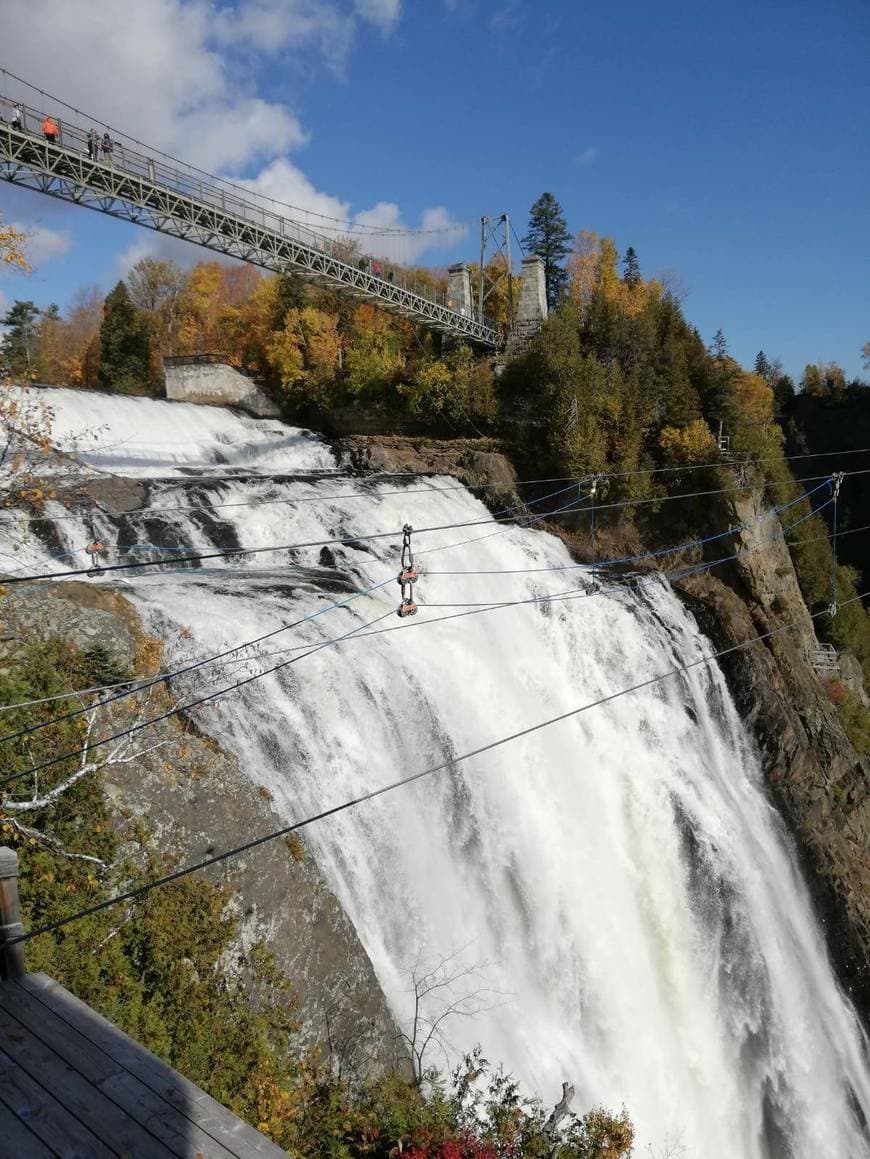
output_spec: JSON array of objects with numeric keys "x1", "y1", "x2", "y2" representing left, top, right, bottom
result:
[{"x1": 0, "y1": 102, "x2": 500, "y2": 349}]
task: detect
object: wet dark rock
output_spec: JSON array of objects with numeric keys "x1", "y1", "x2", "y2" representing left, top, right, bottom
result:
[
  {"x1": 676, "y1": 486, "x2": 870, "y2": 1020},
  {"x1": 336, "y1": 435, "x2": 521, "y2": 514}
]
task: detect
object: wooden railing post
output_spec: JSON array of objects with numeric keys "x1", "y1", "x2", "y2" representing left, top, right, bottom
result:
[{"x1": 0, "y1": 847, "x2": 26, "y2": 980}]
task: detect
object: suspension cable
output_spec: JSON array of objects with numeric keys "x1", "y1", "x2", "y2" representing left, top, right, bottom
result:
[
  {"x1": 0, "y1": 66, "x2": 470, "y2": 239},
  {"x1": 10, "y1": 591, "x2": 864, "y2": 950}
]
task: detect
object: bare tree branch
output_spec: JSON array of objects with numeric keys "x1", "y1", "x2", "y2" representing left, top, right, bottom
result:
[
  {"x1": 397, "y1": 945, "x2": 510, "y2": 1084},
  {"x1": 3, "y1": 696, "x2": 174, "y2": 812},
  {"x1": 3, "y1": 816, "x2": 107, "y2": 869}
]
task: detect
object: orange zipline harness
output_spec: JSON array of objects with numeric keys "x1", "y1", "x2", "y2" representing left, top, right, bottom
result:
[{"x1": 85, "y1": 539, "x2": 105, "y2": 576}]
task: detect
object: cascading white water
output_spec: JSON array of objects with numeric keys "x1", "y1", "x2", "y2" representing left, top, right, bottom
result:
[{"x1": 4, "y1": 388, "x2": 870, "y2": 1158}]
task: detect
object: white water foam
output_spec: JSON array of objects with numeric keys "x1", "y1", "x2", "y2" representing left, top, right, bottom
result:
[{"x1": 4, "y1": 388, "x2": 869, "y2": 1158}]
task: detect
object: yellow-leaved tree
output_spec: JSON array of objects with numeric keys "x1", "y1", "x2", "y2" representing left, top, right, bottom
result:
[
  {"x1": 267, "y1": 306, "x2": 342, "y2": 409},
  {"x1": 568, "y1": 230, "x2": 663, "y2": 321},
  {"x1": 1, "y1": 216, "x2": 29, "y2": 274}
]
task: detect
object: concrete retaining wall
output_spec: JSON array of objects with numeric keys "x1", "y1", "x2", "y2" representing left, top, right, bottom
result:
[{"x1": 164, "y1": 361, "x2": 280, "y2": 417}]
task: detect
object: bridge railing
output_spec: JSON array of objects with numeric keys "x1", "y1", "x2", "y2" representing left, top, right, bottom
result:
[{"x1": 1, "y1": 90, "x2": 497, "y2": 332}]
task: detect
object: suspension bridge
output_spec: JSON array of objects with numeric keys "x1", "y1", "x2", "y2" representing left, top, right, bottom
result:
[{"x1": 0, "y1": 75, "x2": 548, "y2": 351}]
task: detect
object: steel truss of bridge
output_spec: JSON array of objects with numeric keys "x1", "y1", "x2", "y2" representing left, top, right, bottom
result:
[{"x1": 0, "y1": 122, "x2": 501, "y2": 350}]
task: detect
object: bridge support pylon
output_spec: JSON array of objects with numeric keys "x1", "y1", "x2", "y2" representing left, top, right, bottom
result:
[
  {"x1": 447, "y1": 263, "x2": 473, "y2": 318},
  {"x1": 502, "y1": 255, "x2": 548, "y2": 360}
]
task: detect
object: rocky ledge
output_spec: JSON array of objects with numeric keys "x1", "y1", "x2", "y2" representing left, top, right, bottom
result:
[{"x1": 336, "y1": 434, "x2": 522, "y2": 512}]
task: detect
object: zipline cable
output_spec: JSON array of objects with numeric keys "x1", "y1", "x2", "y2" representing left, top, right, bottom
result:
[
  {"x1": 425, "y1": 478, "x2": 830, "y2": 576},
  {"x1": 0, "y1": 483, "x2": 593, "y2": 745},
  {"x1": 1, "y1": 489, "x2": 594, "y2": 586},
  {"x1": 0, "y1": 602, "x2": 395, "y2": 794},
  {"x1": 0, "y1": 489, "x2": 834, "y2": 782},
  {"x1": 0, "y1": 482, "x2": 838, "y2": 725},
  {"x1": 8, "y1": 469, "x2": 870, "y2": 587},
  {"x1": 1, "y1": 472, "x2": 813, "y2": 740},
  {"x1": 0, "y1": 473, "x2": 582, "y2": 573},
  {"x1": 10, "y1": 591, "x2": 865, "y2": 949},
  {"x1": 3, "y1": 446, "x2": 870, "y2": 526},
  {"x1": 203, "y1": 514, "x2": 867, "y2": 670},
  {"x1": 418, "y1": 496, "x2": 831, "y2": 607}
]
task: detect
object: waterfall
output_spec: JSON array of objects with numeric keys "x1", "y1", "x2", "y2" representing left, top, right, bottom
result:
[{"x1": 4, "y1": 388, "x2": 869, "y2": 1158}]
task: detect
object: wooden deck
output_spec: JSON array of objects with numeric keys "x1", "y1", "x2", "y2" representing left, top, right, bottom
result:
[{"x1": 0, "y1": 972, "x2": 287, "y2": 1158}]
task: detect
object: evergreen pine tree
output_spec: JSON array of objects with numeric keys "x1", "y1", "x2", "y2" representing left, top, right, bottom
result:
[
  {"x1": 622, "y1": 247, "x2": 641, "y2": 287},
  {"x1": 97, "y1": 280, "x2": 151, "y2": 394},
  {"x1": 773, "y1": 374, "x2": 795, "y2": 413},
  {"x1": 710, "y1": 329, "x2": 729, "y2": 361},
  {"x1": 522, "y1": 192, "x2": 571, "y2": 311},
  {"x1": 754, "y1": 350, "x2": 771, "y2": 380},
  {"x1": 0, "y1": 300, "x2": 40, "y2": 377}
]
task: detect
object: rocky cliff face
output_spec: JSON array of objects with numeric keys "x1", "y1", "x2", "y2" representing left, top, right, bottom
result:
[
  {"x1": 676, "y1": 486, "x2": 870, "y2": 1017},
  {"x1": 0, "y1": 581, "x2": 402, "y2": 1078}
]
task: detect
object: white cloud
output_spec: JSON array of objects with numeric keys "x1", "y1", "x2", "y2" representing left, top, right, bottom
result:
[
  {"x1": 213, "y1": 0, "x2": 355, "y2": 72},
  {"x1": 354, "y1": 0, "x2": 401, "y2": 32},
  {"x1": 351, "y1": 202, "x2": 468, "y2": 262},
  {"x1": 243, "y1": 167, "x2": 467, "y2": 262},
  {"x1": 576, "y1": 145, "x2": 599, "y2": 165},
  {"x1": 2, "y1": 0, "x2": 464, "y2": 272},
  {"x1": 243, "y1": 157, "x2": 352, "y2": 225},
  {"x1": 1, "y1": 0, "x2": 307, "y2": 172},
  {"x1": 12, "y1": 223, "x2": 72, "y2": 265}
]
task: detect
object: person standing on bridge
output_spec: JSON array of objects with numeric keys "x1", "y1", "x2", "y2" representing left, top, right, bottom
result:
[
  {"x1": 101, "y1": 132, "x2": 113, "y2": 163},
  {"x1": 10, "y1": 105, "x2": 23, "y2": 131},
  {"x1": 42, "y1": 115, "x2": 58, "y2": 143},
  {"x1": 87, "y1": 128, "x2": 99, "y2": 161}
]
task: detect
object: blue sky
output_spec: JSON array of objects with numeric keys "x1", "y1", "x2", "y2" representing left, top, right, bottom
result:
[{"x1": 1, "y1": 0, "x2": 868, "y2": 381}]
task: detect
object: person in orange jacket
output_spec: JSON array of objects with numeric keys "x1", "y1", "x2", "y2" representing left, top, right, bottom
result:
[{"x1": 42, "y1": 115, "x2": 58, "y2": 143}]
